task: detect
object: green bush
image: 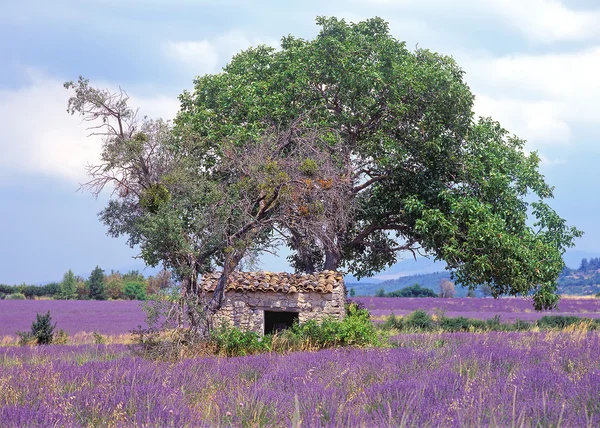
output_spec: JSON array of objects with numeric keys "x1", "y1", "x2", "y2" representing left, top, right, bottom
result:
[
  {"x1": 5, "y1": 293, "x2": 26, "y2": 300},
  {"x1": 211, "y1": 326, "x2": 269, "y2": 357},
  {"x1": 485, "y1": 315, "x2": 503, "y2": 330},
  {"x1": 513, "y1": 319, "x2": 531, "y2": 331},
  {"x1": 439, "y1": 316, "x2": 473, "y2": 332},
  {"x1": 386, "y1": 284, "x2": 438, "y2": 298},
  {"x1": 124, "y1": 281, "x2": 147, "y2": 300},
  {"x1": 17, "y1": 311, "x2": 56, "y2": 345},
  {"x1": 381, "y1": 313, "x2": 403, "y2": 330},
  {"x1": 380, "y1": 311, "x2": 533, "y2": 333},
  {"x1": 404, "y1": 310, "x2": 434, "y2": 331},
  {"x1": 295, "y1": 303, "x2": 378, "y2": 348},
  {"x1": 537, "y1": 315, "x2": 586, "y2": 329}
]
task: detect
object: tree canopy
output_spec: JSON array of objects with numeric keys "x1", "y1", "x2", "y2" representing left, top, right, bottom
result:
[
  {"x1": 66, "y1": 16, "x2": 581, "y2": 312},
  {"x1": 173, "y1": 16, "x2": 581, "y2": 309}
]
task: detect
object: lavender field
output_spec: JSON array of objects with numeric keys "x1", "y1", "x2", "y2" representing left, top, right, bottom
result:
[
  {"x1": 0, "y1": 300, "x2": 147, "y2": 337},
  {"x1": 1, "y1": 331, "x2": 599, "y2": 426},
  {"x1": 356, "y1": 297, "x2": 600, "y2": 321}
]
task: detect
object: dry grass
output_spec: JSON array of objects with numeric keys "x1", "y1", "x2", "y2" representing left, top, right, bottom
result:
[
  {"x1": 560, "y1": 294, "x2": 599, "y2": 300},
  {"x1": 0, "y1": 332, "x2": 134, "y2": 347}
]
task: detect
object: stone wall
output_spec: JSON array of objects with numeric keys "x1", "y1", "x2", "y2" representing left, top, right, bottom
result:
[{"x1": 212, "y1": 281, "x2": 347, "y2": 334}]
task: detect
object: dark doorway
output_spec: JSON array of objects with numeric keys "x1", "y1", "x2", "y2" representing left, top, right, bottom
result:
[{"x1": 264, "y1": 311, "x2": 299, "y2": 335}]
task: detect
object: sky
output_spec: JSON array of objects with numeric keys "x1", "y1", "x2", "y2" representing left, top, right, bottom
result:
[{"x1": 1, "y1": 0, "x2": 599, "y2": 284}]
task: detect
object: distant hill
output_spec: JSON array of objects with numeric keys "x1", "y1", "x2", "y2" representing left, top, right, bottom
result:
[
  {"x1": 348, "y1": 256, "x2": 600, "y2": 297},
  {"x1": 558, "y1": 257, "x2": 600, "y2": 295},
  {"x1": 347, "y1": 271, "x2": 455, "y2": 297}
]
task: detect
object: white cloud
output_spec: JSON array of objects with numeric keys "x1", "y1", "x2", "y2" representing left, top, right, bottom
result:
[
  {"x1": 473, "y1": 96, "x2": 572, "y2": 145},
  {"x1": 165, "y1": 40, "x2": 220, "y2": 76},
  {"x1": 357, "y1": 0, "x2": 600, "y2": 43},
  {"x1": 0, "y1": 70, "x2": 179, "y2": 184},
  {"x1": 460, "y1": 47, "x2": 600, "y2": 147},
  {"x1": 489, "y1": 0, "x2": 600, "y2": 43},
  {"x1": 165, "y1": 31, "x2": 279, "y2": 75}
]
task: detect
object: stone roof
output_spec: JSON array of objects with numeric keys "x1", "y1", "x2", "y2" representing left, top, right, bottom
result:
[{"x1": 199, "y1": 270, "x2": 344, "y2": 294}]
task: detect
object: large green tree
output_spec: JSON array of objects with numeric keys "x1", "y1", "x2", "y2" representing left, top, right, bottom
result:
[
  {"x1": 59, "y1": 269, "x2": 77, "y2": 300},
  {"x1": 176, "y1": 16, "x2": 581, "y2": 309},
  {"x1": 87, "y1": 266, "x2": 108, "y2": 300}
]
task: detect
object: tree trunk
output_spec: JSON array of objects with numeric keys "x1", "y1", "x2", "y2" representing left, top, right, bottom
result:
[
  {"x1": 289, "y1": 229, "x2": 318, "y2": 273},
  {"x1": 206, "y1": 251, "x2": 244, "y2": 331},
  {"x1": 324, "y1": 249, "x2": 341, "y2": 271}
]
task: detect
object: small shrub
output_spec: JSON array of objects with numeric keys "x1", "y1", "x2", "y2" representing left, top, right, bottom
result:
[
  {"x1": 485, "y1": 315, "x2": 502, "y2": 330},
  {"x1": 5, "y1": 293, "x2": 26, "y2": 300},
  {"x1": 537, "y1": 315, "x2": 585, "y2": 329},
  {"x1": 287, "y1": 303, "x2": 379, "y2": 349},
  {"x1": 17, "y1": 311, "x2": 56, "y2": 345},
  {"x1": 439, "y1": 316, "x2": 472, "y2": 332},
  {"x1": 404, "y1": 310, "x2": 434, "y2": 331},
  {"x1": 211, "y1": 326, "x2": 268, "y2": 357},
  {"x1": 336, "y1": 303, "x2": 377, "y2": 346},
  {"x1": 513, "y1": 319, "x2": 531, "y2": 331},
  {"x1": 381, "y1": 314, "x2": 403, "y2": 330},
  {"x1": 32, "y1": 311, "x2": 56, "y2": 344}
]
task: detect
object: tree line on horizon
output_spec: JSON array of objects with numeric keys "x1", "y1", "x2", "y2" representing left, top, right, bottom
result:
[{"x1": 0, "y1": 268, "x2": 173, "y2": 300}]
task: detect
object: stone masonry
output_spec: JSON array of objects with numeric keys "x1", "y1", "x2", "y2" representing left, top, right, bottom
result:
[{"x1": 198, "y1": 271, "x2": 347, "y2": 334}]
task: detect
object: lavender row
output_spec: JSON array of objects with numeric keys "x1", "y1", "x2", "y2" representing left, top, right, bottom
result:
[
  {"x1": 1, "y1": 331, "x2": 599, "y2": 426},
  {"x1": 355, "y1": 297, "x2": 600, "y2": 321}
]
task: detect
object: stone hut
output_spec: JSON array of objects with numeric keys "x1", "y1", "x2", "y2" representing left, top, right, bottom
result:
[{"x1": 199, "y1": 270, "x2": 347, "y2": 335}]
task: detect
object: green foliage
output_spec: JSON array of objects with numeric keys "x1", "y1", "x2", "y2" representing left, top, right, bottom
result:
[
  {"x1": 438, "y1": 316, "x2": 479, "y2": 332},
  {"x1": 273, "y1": 303, "x2": 380, "y2": 351},
  {"x1": 5, "y1": 293, "x2": 26, "y2": 300},
  {"x1": 375, "y1": 288, "x2": 386, "y2": 297},
  {"x1": 211, "y1": 327, "x2": 269, "y2": 357},
  {"x1": 386, "y1": 284, "x2": 438, "y2": 298},
  {"x1": 87, "y1": 266, "x2": 108, "y2": 300},
  {"x1": 379, "y1": 311, "x2": 598, "y2": 333},
  {"x1": 105, "y1": 272, "x2": 125, "y2": 300},
  {"x1": 299, "y1": 158, "x2": 318, "y2": 176},
  {"x1": 17, "y1": 311, "x2": 57, "y2": 345},
  {"x1": 404, "y1": 310, "x2": 435, "y2": 331},
  {"x1": 0, "y1": 283, "x2": 61, "y2": 299},
  {"x1": 536, "y1": 315, "x2": 584, "y2": 329},
  {"x1": 122, "y1": 270, "x2": 145, "y2": 282},
  {"x1": 60, "y1": 269, "x2": 77, "y2": 300},
  {"x1": 123, "y1": 281, "x2": 147, "y2": 300},
  {"x1": 349, "y1": 287, "x2": 356, "y2": 297}
]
